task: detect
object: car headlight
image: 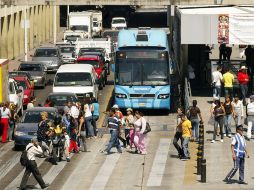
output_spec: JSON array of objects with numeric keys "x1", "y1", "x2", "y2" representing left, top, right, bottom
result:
[
  {"x1": 158, "y1": 94, "x2": 170, "y2": 99},
  {"x1": 115, "y1": 93, "x2": 127, "y2": 99},
  {"x1": 15, "y1": 131, "x2": 27, "y2": 136}
]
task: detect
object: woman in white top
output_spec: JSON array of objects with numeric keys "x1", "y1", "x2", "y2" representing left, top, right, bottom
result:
[
  {"x1": 124, "y1": 108, "x2": 135, "y2": 149},
  {"x1": 83, "y1": 98, "x2": 94, "y2": 138},
  {"x1": 1, "y1": 103, "x2": 11, "y2": 143},
  {"x1": 232, "y1": 95, "x2": 244, "y2": 127},
  {"x1": 133, "y1": 111, "x2": 147, "y2": 155}
]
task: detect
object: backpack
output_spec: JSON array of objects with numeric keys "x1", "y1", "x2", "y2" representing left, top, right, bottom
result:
[{"x1": 20, "y1": 146, "x2": 33, "y2": 167}]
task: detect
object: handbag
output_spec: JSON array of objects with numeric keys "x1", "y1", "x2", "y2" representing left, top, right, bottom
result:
[
  {"x1": 143, "y1": 122, "x2": 151, "y2": 134},
  {"x1": 211, "y1": 82, "x2": 216, "y2": 88}
]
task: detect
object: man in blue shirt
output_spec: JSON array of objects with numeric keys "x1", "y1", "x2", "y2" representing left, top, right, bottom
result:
[
  {"x1": 224, "y1": 125, "x2": 249, "y2": 184},
  {"x1": 102, "y1": 108, "x2": 122, "y2": 154}
]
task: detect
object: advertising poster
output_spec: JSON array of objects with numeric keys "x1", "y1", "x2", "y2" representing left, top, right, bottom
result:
[{"x1": 218, "y1": 14, "x2": 229, "y2": 44}]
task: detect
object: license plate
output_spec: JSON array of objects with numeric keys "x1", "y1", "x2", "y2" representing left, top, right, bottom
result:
[{"x1": 139, "y1": 103, "x2": 146, "y2": 107}]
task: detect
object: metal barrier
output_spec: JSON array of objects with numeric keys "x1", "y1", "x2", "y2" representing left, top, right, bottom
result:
[{"x1": 197, "y1": 123, "x2": 206, "y2": 183}]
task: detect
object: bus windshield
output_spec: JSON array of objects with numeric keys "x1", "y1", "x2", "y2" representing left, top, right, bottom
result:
[{"x1": 116, "y1": 51, "x2": 169, "y2": 86}]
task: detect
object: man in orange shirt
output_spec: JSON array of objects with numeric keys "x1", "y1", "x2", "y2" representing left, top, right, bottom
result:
[{"x1": 181, "y1": 114, "x2": 192, "y2": 161}]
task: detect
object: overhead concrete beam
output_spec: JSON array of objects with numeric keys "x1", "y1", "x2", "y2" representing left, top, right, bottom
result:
[{"x1": 5, "y1": 0, "x2": 254, "y2": 5}]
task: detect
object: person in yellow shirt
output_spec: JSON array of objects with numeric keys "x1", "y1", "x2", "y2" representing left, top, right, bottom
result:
[
  {"x1": 223, "y1": 68, "x2": 234, "y2": 99},
  {"x1": 181, "y1": 114, "x2": 192, "y2": 161}
]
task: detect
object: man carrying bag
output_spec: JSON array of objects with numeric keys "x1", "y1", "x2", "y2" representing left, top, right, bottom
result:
[{"x1": 19, "y1": 138, "x2": 49, "y2": 190}]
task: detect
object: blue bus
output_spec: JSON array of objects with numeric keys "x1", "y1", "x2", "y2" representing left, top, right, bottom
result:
[{"x1": 114, "y1": 28, "x2": 171, "y2": 110}]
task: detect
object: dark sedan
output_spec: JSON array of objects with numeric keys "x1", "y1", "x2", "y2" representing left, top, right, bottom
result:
[
  {"x1": 14, "y1": 107, "x2": 58, "y2": 149},
  {"x1": 45, "y1": 92, "x2": 79, "y2": 111}
]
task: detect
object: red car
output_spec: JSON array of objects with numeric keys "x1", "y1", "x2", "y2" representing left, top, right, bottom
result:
[
  {"x1": 13, "y1": 76, "x2": 34, "y2": 106},
  {"x1": 76, "y1": 55, "x2": 107, "y2": 90}
]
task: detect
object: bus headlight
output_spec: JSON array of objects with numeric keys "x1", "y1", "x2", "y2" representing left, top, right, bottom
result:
[
  {"x1": 158, "y1": 94, "x2": 170, "y2": 99},
  {"x1": 115, "y1": 93, "x2": 127, "y2": 99}
]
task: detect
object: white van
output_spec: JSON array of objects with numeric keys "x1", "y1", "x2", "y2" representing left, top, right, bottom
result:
[
  {"x1": 53, "y1": 64, "x2": 98, "y2": 100},
  {"x1": 111, "y1": 17, "x2": 127, "y2": 30}
]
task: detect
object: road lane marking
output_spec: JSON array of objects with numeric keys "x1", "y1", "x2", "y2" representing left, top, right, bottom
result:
[
  {"x1": 4, "y1": 157, "x2": 45, "y2": 190},
  {"x1": 0, "y1": 152, "x2": 21, "y2": 181},
  {"x1": 0, "y1": 142, "x2": 14, "y2": 158},
  {"x1": 61, "y1": 138, "x2": 107, "y2": 190},
  {"x1": 89, "y1": 153, "x2": 121, "y2": 190},
  {"x1": 34, "y1": 154, "x2": 74, "y2": 189},
  {"x1": 146, "y1": 138, "x2": 171, "y2": 187}
]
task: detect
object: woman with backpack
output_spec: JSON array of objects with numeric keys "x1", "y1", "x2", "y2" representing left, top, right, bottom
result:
[
  {"x1": 211, "y1": 99, "x2": 226, "y2": 143},
  {"x1": 133, "y1": 111, "x2": 147, "y2": 155}
]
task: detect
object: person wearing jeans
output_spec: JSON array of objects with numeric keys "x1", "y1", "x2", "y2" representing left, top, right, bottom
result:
[
  {"x1": 173, "y1": 108, "x2": 184, "y2": 158},
  {"x1": 223, "y1": 96, "x2": 233, "y2": 137},
  {"x1": 212, "y1": 66, "x2": 223, "y2": 99},
  {"x1": 180, "y1": 114, "x2": 192, "y2": 161},
  {"x1": 187, "y1": 100, "x2": 203, "y2": 142},
  {"x1": 83, "y1": 97, "x2": 94, "y2": 138},
  {"x1": 211, "y1": 100, "x2": 225, "y2": 143},
  {"x1": 91, "y1": 98, "x2": 100, "y2": 136},
  {"x1": 237, "y1": 66, "x2": 249, "y2": 105},
  {"x1": 246, "y1": 95, "x2": 254, "y2": 140},
  {"x1": 223, "y1": 69, "x2": 234, "y2": 100}
]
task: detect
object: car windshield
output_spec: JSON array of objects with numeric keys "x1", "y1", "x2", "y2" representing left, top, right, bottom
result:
[
  {"x1": 19, "y1": 64, "x2": 42, "y2": 71},
  {"x1": 116, "y1": 50, "x2": 169, "y2": 86},
  {"x1": 9, "y1": 72, "x2": 32, "y2": 81},
  {"x1": 54, "y1": 72, "x2": 92, "y2": 86},
  {"x1": 48, "y1": 95, "x2": 78, "y2": 106},
  {"x1": 60, "y1": 47, "x2": 75, "y2": 53},
  {"x1": 16, "y1": 80, "x2": 27, "y2": 89},
  {"x1": 76, "y1": 60, "x2": 100, "y2": 68},
  {"x1": 112, "y1": 19, "x2": 125, "y2": 24},
  {"x1": 34, "y1": 49, "x2": 58, "y2": 57},
  {"x1": 22, "y1": 111, "x2": 55, "y2": 123}
]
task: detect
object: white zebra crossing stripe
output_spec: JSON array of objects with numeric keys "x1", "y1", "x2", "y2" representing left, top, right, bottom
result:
[
  {"x1": 146, "y1": 138, "x2": 171, "y2": 187},
  {"x1": 34, "y1": 154, "x2": 74, "y2": 189},
  {"x1": 89, "y1": 153, "x2": 121, "y2": 190},
  {"x1": 4, "y1": 157, "x2": 45, "y2": 190},
  {"x1": 0, "y1": 152, "x2": 21, "y2": 181}
]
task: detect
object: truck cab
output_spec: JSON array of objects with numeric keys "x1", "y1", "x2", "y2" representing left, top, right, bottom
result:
[
  {"x1": 76, "y1": 55, "x2": 107, "y2": 90},
  {"x1": 111, "y1": 17, "x2": 127, "y2": 30},
  {"x1": 9, "y1": 78, "x2": 24, "y2": 115}
]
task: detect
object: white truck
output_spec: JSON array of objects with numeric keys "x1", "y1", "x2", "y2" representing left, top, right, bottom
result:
[
  {"x1": 63, "y1": 30, "x2": 88, "y2": 43},
  {"x1": 87, "y1": 10, "x2": 103, "y2": 37},
  {"x1": 68, "y1": 12, "x2": 93, "y2": 38},
  {"x1": 75, "y1": 38, "x2": 113, "y2": 63}
]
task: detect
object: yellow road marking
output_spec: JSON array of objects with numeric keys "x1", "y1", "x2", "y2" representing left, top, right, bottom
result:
[{"x1": 183, "y1": 142, "x2": 198, "y2": 184}]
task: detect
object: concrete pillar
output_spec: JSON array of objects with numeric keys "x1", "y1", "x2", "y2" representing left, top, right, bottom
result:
[
  {"x1": 37, "y1": 5, "x2": 42, "y2": 45},
  {"x1": 45, "y1": 5, "x2": 50, "y2": 40},
  {"x1": 7, "y1": 8, "x2": 15, "y2": 59},
  {"x1": 29, "y1": 7, "x2": 34, "y2": 50},
  {"x1": 49, "y1": 5, "x2": 53, "y2": 38},
  {"x1": 41, "y1": 5, "x2": 46, "y2": 42},
  {"x1": 19, "y1": 10, "x2": 24, "y2": 55},
  {"x1": 56, "y1": 5, "x2": 60, "y2": 33},
  {"x1": 1, "y1": 10, "x2": 8, "y2": 58},
  {"x1": 33, "y1": 6, "x2": 38, "y2": 48},
  {"x1": 13, "y1": 11, "x2": 20, "y2": 57},
  {"x1": 181, "y1": 44, "x2": 189, "y2": 78}
]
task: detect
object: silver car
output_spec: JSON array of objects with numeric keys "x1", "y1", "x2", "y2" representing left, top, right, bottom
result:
[
  {"x1": 18, "y1": 62, "x2": 47, "y2": 88},
  {"x1": 59, "y1": 45, "x2": 76, "y2": 64},
  {"x1": 32, "y1": 47, "x2": 62, "y2": 72}
]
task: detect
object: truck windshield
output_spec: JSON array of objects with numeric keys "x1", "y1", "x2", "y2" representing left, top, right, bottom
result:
[
  {"x1": 54, "y1": 72, "x2": 92, "y2": 87},
  {"x1": 116, "y1": 51, "x2": 169, "y2": 86},
  {"x1": 60, "y1": 47, "x2": 75, "y2": 53},
  {"x1": 65, "y1": 35, "x2": 81, "y2": 42},
  {"x1": 34, "y1": 49, "x2": 57, "y2": 57},
  {"x1": 70, "y1": 25, "x2": 88, "y2": 31},
  {"x1": 76, "y1": 60, "x2": 100, "y2": 68},
  {"x1": 112, "y1": 19, "x2": 125, "y2": 24}
]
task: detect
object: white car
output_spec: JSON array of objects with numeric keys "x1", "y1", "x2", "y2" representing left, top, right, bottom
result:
[
  {"x1": 111, "y1": 17, "x2": 127, "y2": 30},
  {"x1": 53, "y1": 64, "x2": 99, "y2": 100}
]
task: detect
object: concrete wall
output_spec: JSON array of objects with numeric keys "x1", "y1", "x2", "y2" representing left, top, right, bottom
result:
[{"x1": 0, "y1": 5, "x2": 60, "y2": 59}]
